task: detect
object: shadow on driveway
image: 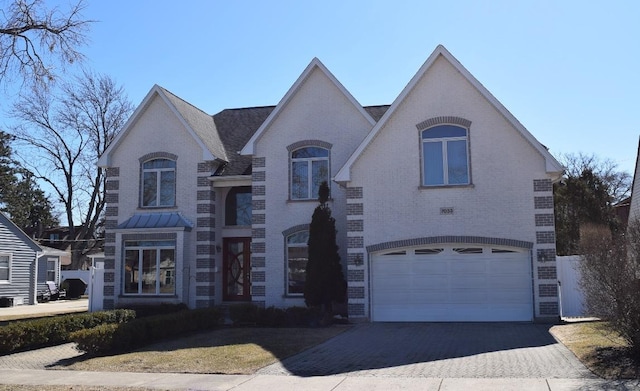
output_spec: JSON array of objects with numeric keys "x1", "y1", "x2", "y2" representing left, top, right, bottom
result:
[{"x1": 258, "y1": 322, "x2": 595, "y2": 378}]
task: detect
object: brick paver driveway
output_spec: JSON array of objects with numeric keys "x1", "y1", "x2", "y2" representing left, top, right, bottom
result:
[{"x1": 258, "y1": 322, "x2": 595, "y2": 378}]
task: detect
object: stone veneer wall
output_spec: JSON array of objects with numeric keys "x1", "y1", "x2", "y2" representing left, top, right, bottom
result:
[
  {"x1": 195, "y1": 162, "x2": 216, "y2": 308},
  {"x1": 102, "y1": 167, "x2": 120, "y2": 310},
  {"x1": 346, "y1": 186, "x2": 366, "y2": 318},
  {"x1": 533, "y1": 178, "x2": 559, "y2": 318},
  {"x1": 250, "y1": 157, "x2": 266, "y2": 307}
]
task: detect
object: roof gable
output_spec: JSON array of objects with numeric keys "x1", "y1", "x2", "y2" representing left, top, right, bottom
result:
[
  {"x1": 98, "y1": 85, "x2": 225, "y2": 167},
  {"x1": 0, "y1": 212, "x2": 42, "y2": 253},
  {"x1": 335, "y1": 45, "x2": 564, "y2": 183},
  {"x1": 240, "y1": 58, "x2": 376, "y2": 155}
]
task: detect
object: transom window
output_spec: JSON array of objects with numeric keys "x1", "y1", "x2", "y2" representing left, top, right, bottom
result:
[
  {"x1": 124, "y1": 240, "x2": 176, "y2": 295},
  {"x1": 141, "y1": 159, "x2": 176, "y2": 207},
  {"x1": 225, "y1": 187, "x2": 252, "y2": 226},
  {"x1": 286, "y1": 230, "x2": 309, "y2": 295},
  {"x1": 421, "y1": 125, "x2": 469, "y2": 186},
  {"x1": 291, "y1": 147, "x2": 329, "y2": 200},
  {"x1": 0, "y1": 254, "x2": 10, "y2": 282}
]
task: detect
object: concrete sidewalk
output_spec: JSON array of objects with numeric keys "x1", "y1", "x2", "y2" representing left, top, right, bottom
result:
[
  {"x1": 0, "y1": 299, "x2": 88, "y2": 321},
  {"x1": 0, "y1": 369, "x2": 638, "y2": 390}
]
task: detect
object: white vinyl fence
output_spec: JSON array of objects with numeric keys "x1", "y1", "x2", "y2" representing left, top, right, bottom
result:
[{"x1": 556, "y1": 255, "x2": 588, "y2": 318}]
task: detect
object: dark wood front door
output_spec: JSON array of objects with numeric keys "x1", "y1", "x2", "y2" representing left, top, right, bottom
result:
[{"x1": 223, "y1": 237, "x2": 251, "y2": 301}]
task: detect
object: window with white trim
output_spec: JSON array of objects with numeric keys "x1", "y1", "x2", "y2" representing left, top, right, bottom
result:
[
  {"x1": 291, "y1": 147, "x2": 329, "y2": 200},
  {"x1": 123, "y1": 240, "x2": 176, "y2": 295},
  {"x1": 286, "y1": 230, "x2": 309, "y2": 295},
  {"x1": 421, "y1": 125, "x2": 469, "y2": 186},
  {"x1": 141, "y1": 159, "x2": 176, "y2": 207},
  {"x1": 46, "y1": 258, "x2": 57, "y2": 282},
  {"x1": 0, "y1": 254, "x2": 10, "y2": 282}
]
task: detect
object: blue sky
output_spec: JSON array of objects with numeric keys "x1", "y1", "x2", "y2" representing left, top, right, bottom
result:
[{"x1": 7, "y1": 0, "x2": 640, "y2": 174}]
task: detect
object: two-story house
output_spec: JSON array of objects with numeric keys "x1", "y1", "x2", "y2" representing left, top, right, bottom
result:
[{"x1": 97, "y1": 45, "x2": 563, "y2": 322}]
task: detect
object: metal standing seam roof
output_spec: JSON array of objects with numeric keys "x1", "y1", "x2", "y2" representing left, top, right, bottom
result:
[{"x1": 116, "y1": 213, "x2": 193, "y2": 231}]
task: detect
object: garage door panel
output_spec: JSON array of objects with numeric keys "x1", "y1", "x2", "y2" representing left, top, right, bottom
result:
[
  {"x1": 372, "y1": 245, "x2": 533, "y2": 322},
  {"x1": 413, "y1": 261, "x2": 448, "y2": 274}
]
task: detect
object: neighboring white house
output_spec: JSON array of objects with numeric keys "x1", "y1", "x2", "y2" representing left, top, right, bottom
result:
[{"x1": 97, "y1": 45, "x2": 564, "y2": 322}]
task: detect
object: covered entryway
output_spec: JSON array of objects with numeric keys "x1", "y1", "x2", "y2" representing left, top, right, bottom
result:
[{"x1": 371, "y1": 245, "x2": 533, "y2": 322}]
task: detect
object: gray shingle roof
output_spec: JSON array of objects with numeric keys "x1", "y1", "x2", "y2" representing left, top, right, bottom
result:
[
  {"x1": 155, "y1": 86, "x2": 390, "y2": 177},
  {"x1": 212, "y1": 106, "x2": 275, "y2": 176}
]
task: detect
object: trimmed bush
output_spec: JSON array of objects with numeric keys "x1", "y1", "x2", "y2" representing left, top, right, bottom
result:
[
  {"x1": 229, "y1": 303, "x2": 260, "y2": 325},
  {"x1": 0, "y1": 309, "x2": 135, "y2": 354},
  {"x1": 118, "y1": 303, "x2": 189, "y2": 318},
  {"x1": 71, "y1": 307, "x2": 223, "y2": 354}
]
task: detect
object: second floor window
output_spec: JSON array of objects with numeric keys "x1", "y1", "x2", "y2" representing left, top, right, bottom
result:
[
  {"x1": 291, "y1": 147, "x2": 329, "y2": 200},
  {"x1": 142, "y1": 159, "x2": 176, "y2": 207},
  {"x1": 421, "y1": 125, "x2": 469, "y2": 186}
]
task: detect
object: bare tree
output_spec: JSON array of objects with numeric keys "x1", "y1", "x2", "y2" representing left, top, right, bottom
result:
[
  {"x1": 0, "y1": 0, "x2": 91, "y2": 89},
  {"x1": 579, "y1": 222, "x2": 640, "y2": 355},
  {"x1": 559, "y1": 152, "x2": 632, "y2": 204},
  {"x1": 9, "y1": 70, "x2": 133, "y2": 268}
]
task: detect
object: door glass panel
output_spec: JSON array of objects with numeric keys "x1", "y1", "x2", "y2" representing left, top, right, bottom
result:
[{"x1": 226, "y1": 242, "x2": 245, "y2": 297}]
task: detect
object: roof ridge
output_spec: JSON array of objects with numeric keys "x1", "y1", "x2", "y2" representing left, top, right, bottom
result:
[{"x1": 157, "y1": 85, "x2": 213, "y2": 117}]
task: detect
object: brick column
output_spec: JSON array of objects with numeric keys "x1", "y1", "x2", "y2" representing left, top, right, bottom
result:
[
  {"x1": 250, "y1": 157, "x2": 266, "y2": 307},
  {"x1": 533, "y1": 179, "x2": 559, "y2": 318},
  {"x1": 346, "y1": 186, "x2": 366, "y2": 319},
  {"x1": 102, "y1": 167, "x2": 119, "y2": 309},
  {"x1": 195, "y1": 162, "x2": 216, "y2": 308}
]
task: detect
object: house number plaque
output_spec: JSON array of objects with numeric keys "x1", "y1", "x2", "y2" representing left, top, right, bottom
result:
[{"x1": 440, "y1": 207, "x2": 454, "y2": 215}]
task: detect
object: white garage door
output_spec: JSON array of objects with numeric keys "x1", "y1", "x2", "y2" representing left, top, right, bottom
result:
[{"x1": 371, "y1": 245, "x2": 532, "y2": 322}]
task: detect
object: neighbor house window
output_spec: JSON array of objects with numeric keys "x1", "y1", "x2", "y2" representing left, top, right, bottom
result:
[
  {"x1": 286, "y1": 230, "x2": 309, "y2": 295},
  {"x1": 123, "y1": 240, "x2": 176, "y2": 295},
  {"x1": 46, "y1": 259, "x2": 57, "y2": 281},
  {"x1": 225, "y1": 186, "x2": 252, "y2": 226},
  {"x1": 291, "y1": 147, "x2": 329, "y2": 200},
  {"x1": 421, "y1": 125, "x2": 469, "y2": 186},
  {"x1": 141, "y1": 159, "x2": 176, "y2": 207},
  {"x1": 0, "y1": 254, "x2": 10, "y2": 282}
]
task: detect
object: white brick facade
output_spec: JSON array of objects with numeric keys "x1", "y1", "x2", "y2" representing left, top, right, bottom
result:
[{"x1": 99, "y1": 46, "x2": 563, "y2": 321}]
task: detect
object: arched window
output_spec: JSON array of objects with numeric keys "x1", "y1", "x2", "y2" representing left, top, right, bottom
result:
[
  {"x1": 286, "y1": 230, "x2": 309, "y2": 295},
  {"x1": 421, "y1": 125, "x2": 469, "y2": 186},
  {"x1": 290, "y1": 147, "x2": 329, "y2": 200},
  {"x1": 141, "y1": 158, "x2": 176, "y2": 207},
  {"x1": 225, "y1": 186, "x2": 252, "y2": 226}
]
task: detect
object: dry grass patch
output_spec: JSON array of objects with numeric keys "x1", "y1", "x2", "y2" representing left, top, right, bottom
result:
[
  {"x1": 551, "y1": 321, "x2": 640, "y2": 379},
  {"x1": 58, "y1": 325, "x2": 349, "y2": 374}
]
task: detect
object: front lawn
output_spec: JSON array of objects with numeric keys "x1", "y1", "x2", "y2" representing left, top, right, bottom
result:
[
  {"x1": 550, "y1": 321, "x2": 640, "y2": 379},
  {"x1": 55, "y1": 326, "x2": 349, "y2": 374}
]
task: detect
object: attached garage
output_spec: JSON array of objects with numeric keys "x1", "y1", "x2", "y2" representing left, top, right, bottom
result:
[{"x1": 371, "y1": 245, "x2": 533, "y2": 322}]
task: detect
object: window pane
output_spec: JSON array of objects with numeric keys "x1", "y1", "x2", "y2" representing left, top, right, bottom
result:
[
  {"x1": 159, "y1": 249, "x2": 175, "y2": 294},
  {"x1": 0, "y1": 256, "x2": 8, "y2": 268},
  {"x1": 142, "y1": 249, "x2": 157, "y2": 294},
  {"x1": 292, "y1": 147, "x2": 328, "y2": 158},
  {"x1": 291, "y1": 161, "x2": 309, "y2": 199},
  {"x1": 159, "y1": 171, "x2": 175, "y2": 206},
  {"x1": 311, "y1": 160, "x2": 329, "y2": 199},
  {"x1": 288, "y1": 246, "x2": 308, "y2": 294},
  {"x1": 124, "y1": 250, "x2": 139, "y2": 294},
  {"x1": 287, "y1": 231, "x2": 309, "y2": 244},
  {"x1": 422, "y1": 125, "x2": 466, "y2": 139},
  {"x1": 423, "y1": 141, "x2": 444, "y2": 185},
  {"x1": 235, "y1": 192, "x2": 252, "y2": 226},
  {"x1": 0, "y1": 269, "x2": 7, "y2": 281},
  {"x1": 447, "y1": 140, "x2": 469, "y2": 184},
  {"x1": 142, "y1": 172, "x2": 157, "y2": 206},
  {"x1": 143, "y1": 159, "x2": 175, "y2": 169}
]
